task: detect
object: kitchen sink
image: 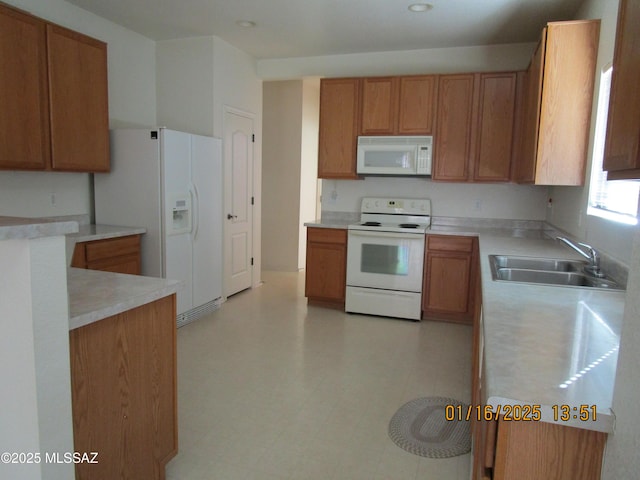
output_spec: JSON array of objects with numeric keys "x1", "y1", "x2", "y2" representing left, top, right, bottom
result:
[
  {"x1": 489, "y1": 255, "x2": 624, "y2": 290},
  {"x1": 490, "y1": 255, "x2": 585, "y2": 272}
]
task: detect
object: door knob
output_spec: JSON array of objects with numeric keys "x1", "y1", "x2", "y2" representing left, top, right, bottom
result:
[{"x1": 227, "y1": 213, "x2": 237, "y2": 220}]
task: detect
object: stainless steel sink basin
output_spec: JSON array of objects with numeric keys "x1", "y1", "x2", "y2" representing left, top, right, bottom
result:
[
  {"x1": 491, "y1": 255, "x2": 585, "y2": 272},
  {"x1": 489, "y1": 255, "x2": 624, "y2": 290}
]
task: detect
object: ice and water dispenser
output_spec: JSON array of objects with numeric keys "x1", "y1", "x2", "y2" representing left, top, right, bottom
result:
[{"x1": 167, "y1": 193, "x2": 192, "y2": 235}]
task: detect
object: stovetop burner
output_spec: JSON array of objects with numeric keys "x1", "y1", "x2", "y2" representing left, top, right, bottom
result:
[{"x1": 347, "y1": 197, "x2": 432, "y2": 234}]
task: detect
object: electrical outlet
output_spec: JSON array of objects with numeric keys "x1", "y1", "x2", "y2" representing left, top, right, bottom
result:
[
  {"x1": 473, "y1": 199, "x2": 482, "y2": 212},
  {"x1": 51, "y1": 193, "x2": 56, "y2": 206}
]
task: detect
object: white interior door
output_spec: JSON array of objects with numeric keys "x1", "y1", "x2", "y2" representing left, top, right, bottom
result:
[{"x1": 224, "y1": 110, "x2": 254, "y2": 297}]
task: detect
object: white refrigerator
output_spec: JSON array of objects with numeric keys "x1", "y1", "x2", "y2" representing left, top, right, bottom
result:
[{"x1": 94, "y1": 128, "x2": 223, "y2": 326}]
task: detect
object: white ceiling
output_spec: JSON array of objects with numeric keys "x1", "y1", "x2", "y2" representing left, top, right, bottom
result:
[{"x1": 65, "y1": 0, "x2": 585, "y2": 59}]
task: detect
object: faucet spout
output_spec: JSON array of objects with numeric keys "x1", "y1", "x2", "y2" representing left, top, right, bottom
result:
[{"x1": 556, "y1": 237, "x2": 604, "y2": 277}]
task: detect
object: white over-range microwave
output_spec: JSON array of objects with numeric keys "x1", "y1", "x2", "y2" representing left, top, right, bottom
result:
[{"x1": 356, "y1": 136, "x2": 433, "y2": 176}]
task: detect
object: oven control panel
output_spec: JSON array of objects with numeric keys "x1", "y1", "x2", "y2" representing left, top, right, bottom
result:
[{"x1": 361, "y1": 197, "x2": 431, "y2": 216}]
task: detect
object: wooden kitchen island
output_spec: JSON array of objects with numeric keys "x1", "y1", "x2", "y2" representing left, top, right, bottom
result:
[{"x1": 68, "y1": 267, "x2": 180, "y2": 480}]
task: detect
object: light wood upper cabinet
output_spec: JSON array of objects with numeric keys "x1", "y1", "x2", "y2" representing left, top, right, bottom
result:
[
  {"x1": 473, "y1": 73, "x2": 517, "y2": 182},
  {"x1": 398, "y1": 75, "x2": 438, "y2": 134},
  {"x1": 516, "y1": 20, "x2": 600, "y2": 185},
  {"x1": 433, "y1": 74, "x2": 477, "y2": 181},
  {"x1": 360, "y1": 75, "x2": 438, "y2": 136},
  {"x1": 0, "y1": 3, "x2": 109, "y2": 173},
  {"x1": 0, "y1": 4, "x2": 50, "y2": 170},
  {"x1": 47, "y1": 24, "x2": 110, "y2": 172},
  {"x1": 318, "y1": 78, "x2": 360, "y2": 179},
  {"x1": 360, "y1": 77, "x2": 398, "y2": 135},
  {"x1": 603, "y1": 0, "x2": 640, "y2": 180}
]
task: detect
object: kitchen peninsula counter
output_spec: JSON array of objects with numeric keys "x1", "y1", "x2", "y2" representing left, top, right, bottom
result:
[
  {"x1": 68, "y1": 267, "x2": 180, "y2": 330},
  {"x1": 68, "y1": 223, "x2": 146, "y2": 242}
]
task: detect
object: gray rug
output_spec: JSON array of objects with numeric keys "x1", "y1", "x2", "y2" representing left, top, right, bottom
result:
[{"x1": 388, "y1": 396, "x2": 471, "y2": 458}]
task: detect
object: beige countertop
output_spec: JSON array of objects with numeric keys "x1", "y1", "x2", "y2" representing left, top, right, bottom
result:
[
  {"x1": 478, "y1": 235, "x2": 625, "y2": 433},
  {"x1": 67, "y1": 223, "x2": 147, "y2": 242},
  {"x1": 68, "y1": 267, "x2": 181, "y2": 330},
  {"x1": 0, "y1": 215, "x2": 79, "y2": 240}
]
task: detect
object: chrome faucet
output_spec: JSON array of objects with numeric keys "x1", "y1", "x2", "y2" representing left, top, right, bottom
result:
[{"x1": 556, "y1": 237, "x2": 605, "y2": 277}]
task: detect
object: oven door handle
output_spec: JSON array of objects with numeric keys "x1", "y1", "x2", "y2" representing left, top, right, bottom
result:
[{"x1": 348, "y1": 230, "x2": 423, "y2": 240}]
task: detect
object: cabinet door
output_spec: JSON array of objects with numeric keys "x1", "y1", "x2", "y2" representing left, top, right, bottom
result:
[
  {"x1": 360, "y1": 77, "x2": 398, "y2": 135},
  {"x1": 0, "y1": 4, "x2": 50, "y2": 170},
  {"x1": 494, "y1": 420, "x2": 607, "y2": 480},
  {"x1": 398, "y1": 75, "x2": 438, "y2": 135},
  {"x1": 473, "y1": 73, "x2": 517, "y2": 182},
  {"x1": 517, "y1": 33, "x2": 545, "y2": 184},
  {"x1": 318, "y1": 78, "x2": 360, "y2": 179},
  {"x1": 604, "y1": 0, "x2": 640, "y2": 179},
  {"x1": 305, "y1": 228, "x2": 347, "y2": 305},
  {"x1": 535, "y1": 21, "x2": 599, "y2": 185},
  {"x1": 424, "y1": 252, "x2": 472, "y2": 314},
  {"x1": 70, "y1": 295, "x2": 177, "y2": 480},
  {"x1": 433, "y1": 74, "x2": 477, "y2": 181},
  {"x1": 47, "y1": 24, "x2": 110, "y2": 172},
  {"x1": 423, "y1": 235, "x2": 476, "y2": 322},
  {"x1": 72, "y1": 235, "x2": 142, "y2": 275}
]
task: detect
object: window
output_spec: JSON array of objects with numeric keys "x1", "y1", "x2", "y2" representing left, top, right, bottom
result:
[{"x1": 587, "y1": 66, "x2": 640, "y2": 225}]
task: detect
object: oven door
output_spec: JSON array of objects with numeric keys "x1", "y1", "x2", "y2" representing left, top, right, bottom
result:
[{"x1": 347, "y1": 230, "x2": 425, "y2": 292}]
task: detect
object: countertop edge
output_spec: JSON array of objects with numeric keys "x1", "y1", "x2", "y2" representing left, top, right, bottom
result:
[
  {"x1": 0, "y1": 216, "x2": 79, "y2": 240},
  {"x1": 67, "y1": 224, "x2": 147, "y2": 243},
  {"x1": 487, "y1": 396, "x2": 615, "y2": 433},
  {"x1": 68, "y1": 268, "x2": 181, "y2": 330}
]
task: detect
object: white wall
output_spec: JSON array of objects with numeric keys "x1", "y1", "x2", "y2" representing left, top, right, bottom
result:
[
  {"x1": 0, "y1": 235, "x2": 74, "y2": 480},
  {"x1": 0, "y1": 0, "x2": 157, "y2": 219},
  {"x1": 262, "y1": 81, "x2": 304, "y2": 271},
  {"x1": 603, "y1": 227, "x2": 640, "y2": 478},
  {"x1": 299, "y1": 78, "x2": 321, "y2": 269},
  {"x1": 213, "y1": 38, "x2": 264, "y2": 287},
  {"x1": 157, "y1": 37, "x2": 215, "y2": 136},
  {"x1": 323, "y1": 178, "x2": 549, "y2": 220},
  {"x1": 257, "y1": 43, "x2": 536, "y2": 80},
  {"x1": 546, "y1": 0, "x2": 636, "y2": 265},
  {"x1": 262, "y1": 79, "x2": 320, "y2": 272}
]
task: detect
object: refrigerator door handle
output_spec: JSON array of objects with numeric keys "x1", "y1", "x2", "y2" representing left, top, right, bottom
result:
[{"x1": 190, "y1": 183, "x2": 199, "y2": 240}]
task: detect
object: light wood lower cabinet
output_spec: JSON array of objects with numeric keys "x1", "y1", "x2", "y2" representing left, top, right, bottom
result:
[
  {"x1": 69, "y1": 294, "x2": 177, "y2": 480},
  {"x1": 72, "y1": 235, "x2": 142, "y2": 275},
  {"x1": 305, "y1": 227, "x2": 347, "y2": 307},
  {"x1": 422, "y1": 235, "x2": 478, "y2": 323}
]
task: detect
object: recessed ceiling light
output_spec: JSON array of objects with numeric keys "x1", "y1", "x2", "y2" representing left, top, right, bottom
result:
[
  {"x1": 236, "y1": 20, "x2": 256, "y2": 28},
  {"x1": 408, "y1": 3, "x2": 433, "y2": 12}
]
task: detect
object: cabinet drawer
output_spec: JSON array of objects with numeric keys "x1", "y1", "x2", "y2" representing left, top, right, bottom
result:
[
  {"x1": 85, "y1": 235, "x2": 140, "y2": 262},
  {"x1": 307, "y1": 227, "x2": 347, "y2": 245},
  {"x1": 427, "y1": 235, "x2": 474, "y2": 253}
]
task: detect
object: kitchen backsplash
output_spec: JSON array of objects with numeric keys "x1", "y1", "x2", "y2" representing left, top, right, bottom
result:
[{"x1": 320, "y1": 177, "x2": 550, "y2": 220}]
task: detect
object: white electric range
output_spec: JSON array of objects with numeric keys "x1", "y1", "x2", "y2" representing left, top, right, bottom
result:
[{"x1": 345, "y1": 197, "x2": 431, "y2": 321}]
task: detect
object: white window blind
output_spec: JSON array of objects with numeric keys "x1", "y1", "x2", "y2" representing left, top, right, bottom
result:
[{"x1": 587, "y1": 66, "x2": 640, "y2": 225}]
